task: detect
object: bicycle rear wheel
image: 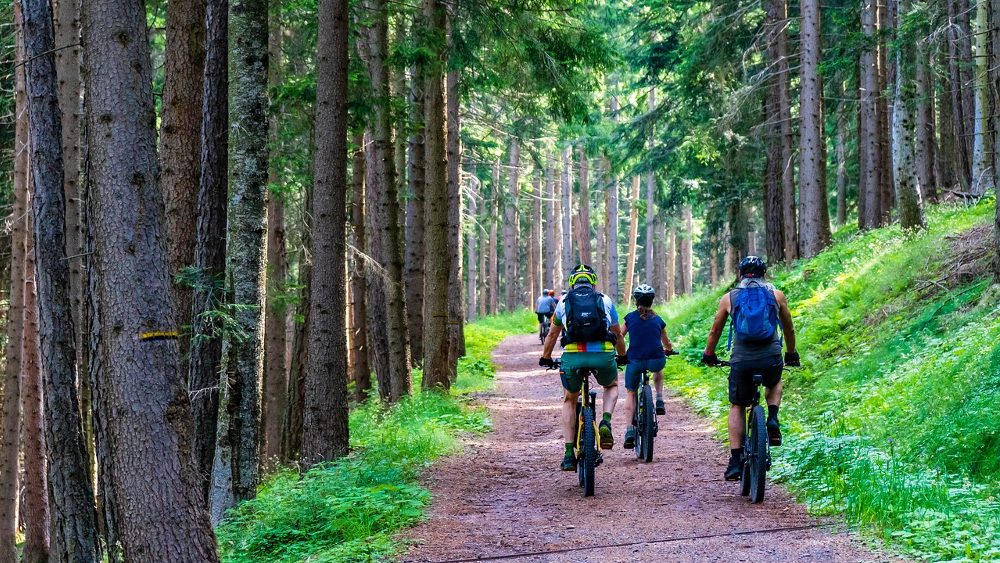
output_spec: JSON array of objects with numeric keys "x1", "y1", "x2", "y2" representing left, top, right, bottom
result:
[
  {"x1": 747, "y1": 405, "x2": 768, "y2": 503},
  {"x1": 580, "y1": 407, "x2": 596, "y2": 497},
  {"x1": 639, "y1": 384, "x2": 655, "y2": 463}
]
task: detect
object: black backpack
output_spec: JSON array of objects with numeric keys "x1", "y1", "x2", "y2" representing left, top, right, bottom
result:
[{"x1": 562, "y1": 285, "x2": 610, "y2": 344}]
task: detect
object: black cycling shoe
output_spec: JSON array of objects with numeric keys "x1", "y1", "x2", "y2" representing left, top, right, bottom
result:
[
  {"x1": 724, "y1": 457, "x2": 743, "y2": 481},
  {"x1": 560, "y1": 454, "x2": 577, "y2": 471},
  {"x1": 767, "y1": 418, "x2": 782, "y2": 447},
  {"x1": 599, "y1": 420, "x2": 614, "y2": 449},
  {"x1": 623, "y1": 427, "x2": 636, "y2": 449},
  {"x1": 655, "y1": 399, "x2": 666, "y2": 415}
]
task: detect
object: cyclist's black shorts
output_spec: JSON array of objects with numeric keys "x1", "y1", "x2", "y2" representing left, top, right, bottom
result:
[
  {"x1": 728, "y1": 355, "x2": 782, "y2": 407},
  {"x1": 537, "y1": 312, "x2": 554, "y2": 323}
]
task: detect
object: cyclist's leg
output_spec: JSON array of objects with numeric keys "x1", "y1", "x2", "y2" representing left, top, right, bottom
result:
[
  {"x1": 559, "y1": 364, "x2": 584, "y2": 457},
  {"x1": 764, "y1": 379, "x2": 783, "y2": 407},
  {"x1": 727, "y1": 362, "x2": 755, "y2": 448},
  {"x1": 622, "y1": 360, "x2": 642, "y2": 423}
]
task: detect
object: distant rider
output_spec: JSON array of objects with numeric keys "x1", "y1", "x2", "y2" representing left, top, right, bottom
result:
[
  {"x1": 621, "y1": 284, "x2": 677, "y2": 449},
  {"x1": 539, "y1": 264, "x2": 628, "y2": 471},
  {"x1": 535, "y1": 288, "x2": 557, "y2": 333},
  {"x1": 701, "y1": 256, "x2": 800, "y2": 481}
]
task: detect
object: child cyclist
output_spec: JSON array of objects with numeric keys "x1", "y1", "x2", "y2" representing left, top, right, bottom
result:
[{"x1": 621, "y1": 284, "x2": 678, "y2": 449}]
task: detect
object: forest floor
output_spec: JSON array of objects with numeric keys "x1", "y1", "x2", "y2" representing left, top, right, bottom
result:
[{"x1": 402, "y1": 333, "x2": 908, "y2": 563}]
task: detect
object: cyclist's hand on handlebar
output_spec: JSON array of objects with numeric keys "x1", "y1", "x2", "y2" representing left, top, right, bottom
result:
[
  {"x1": 664, "y1": 348, "x2": 679, "y2": 357},
  {"x1": 616, "y1": 355, "x2": 630, "y2": 367},
  {"x1": 784, "y1": 351, "x2": 801, "y2": 367},
  {"x1": 539, "y1": 357, "x2": 556, "y2": 369},
  {"x1": 701, "y1": 353, "x2": 721, "y2": 367}
]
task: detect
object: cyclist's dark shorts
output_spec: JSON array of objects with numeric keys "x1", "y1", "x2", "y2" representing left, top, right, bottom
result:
[
  {"x1": 728, "y1": 355, "x2": 783, "y2": 407},
  {"x1": 536, "y1": 312, "x2": 554, "y2": 323}
]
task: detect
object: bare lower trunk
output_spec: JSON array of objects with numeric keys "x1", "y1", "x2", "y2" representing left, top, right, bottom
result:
[
  {"x1": 503, "y1": 139, "x2": 520, "y2": 311},
  {"x1": 679, "y1": 207, "x2": 693, "y2": 295},
  {"x1": 971, "y1": 0, "x2": 993, "y2": 195},
  {"x1": 606, "y1": 164, "x2": 619, "y2": 301},
  {"x1": 545, "y1": 154, "x2": 556, "y2": 289},
  {"x1": 836, "y1": 79, "x2": 848, "y2": 225},
  {"x1": 527, "y1": 178, "x2": 537, "y2": 307},
  {"x1": 350, "y1": 138, "x2": 371, "y2": 400},
  {"x1": 666, "y1": 222, "x2": 676, "y2": 298},
  {"x1": 798, "y1": 0, "x2": 831, "y2": 258},
  {"x1": 281, "y1": 261, "x2": 308, "y2": 460},
  {"x1": 892, "y1": 0, "x2": 925, "y2": 230},
  {"x1": 488, "y1": 162, "x2": 499, "y2": 315},
  {"x1": 860, "y1": 0, "x2": 883, "y2": 229},
  {"x1": 404, "y1": 39, "x2": 426, "y2": 363},
  {"x1": 467, "y1": 172, "x2": 478, "y2": 322},
  {"x1": 477, "y1": 173, "x2": 486, "y2": 319},
  {"x1": 624, "y1": 176, "x2": 640, "y2": 299},
  {"x1": 654, "y1": 220, "x2": 666, "y2": 299},
  {"x1": 770, "y1": 0, "x2": 796, "y2": 261},
  {"x1": 552, "y1": 166, "x2": 563, "y2": 289},
  {"x1": 914, "y1": 40, "x2": 936, "y2": 202},
  {"x1": 562, "y1": 148, "x2": 573, "y2": 274},
  {"x1": 938, "y1": 51, "x2": 957, "y2": 190},
  {"x1": 446, "y1": 56, "x2": 464, "y2": 372},
  {"x1": 949, "y1": 0, "x2": 972, "y2": 189},
  {"x1": 577, "y1": 146, "x2": 592, "y2": 265}
]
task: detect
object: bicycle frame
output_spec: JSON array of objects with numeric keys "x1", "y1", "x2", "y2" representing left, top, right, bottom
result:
[{"x1": 574, "y1": 369, "x2": 601, "y2": 456}]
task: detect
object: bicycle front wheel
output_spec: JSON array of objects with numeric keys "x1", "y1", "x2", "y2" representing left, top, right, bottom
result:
[
  {"x1": 639, "y1": 384, "x2": 655, "y2": 463},
  {"x1": 580, "y1": 407, "x2": 596, "y2": 497},
  {"x1": 747, "y1": 404, "x2": 768, "y2": 503}
]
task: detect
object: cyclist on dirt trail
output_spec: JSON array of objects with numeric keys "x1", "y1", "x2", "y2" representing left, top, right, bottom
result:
[
  {"x1": 539, "y1": 264, "x2": 629, "y2": 471},
  {"x1": 700, "y1": 256, "x2": 800, "y2": 481},
  {"x1": 621, "y1": 284, "x2": 678, "y2": 450},
  {"x1": 535, "y1": 289, "x2": 557, "y2": 331}
]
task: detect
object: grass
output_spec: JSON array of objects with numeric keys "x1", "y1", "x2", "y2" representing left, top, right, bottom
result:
[
  {"x1": 216, "y1": 309, "x2": 535, "y2": 563},
  {"x1": 659, "y1": 201, "x2": 1000, "y2": 562}
]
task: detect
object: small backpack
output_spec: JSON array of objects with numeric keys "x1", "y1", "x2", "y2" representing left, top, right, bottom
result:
[
  {"x1": 562, "y1": 285, "x2": 610, "y2": 344},
  {"x1": 727, "y1": 280, "x2": 780, "y2": 351}
]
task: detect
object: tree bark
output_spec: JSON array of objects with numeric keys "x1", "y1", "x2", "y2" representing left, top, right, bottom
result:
[
  {"x1": 188, "y1": 0, "x2": 228, "y2": 501},
  {"x1": 762, "y1": 0, "x2": 785, "y2": 262},
  {"x1": 467, "y1": 171, "x2": 478, "y2": 322},
  {"x1": 302, "y1": 0, "x2": 350, "y2": 466},
  {"x1": 477, "y1": 171, "x2": 487, "y2": 319},
  {"x1": 503, "y1": 139, "x2": 520, "y2": 311},
  {"x1": 766, "y1": 0, "x2": 796, "y2": 261},
  {"x1": 988, "y1": 0, "x2": 1000, "y2": 280},
  {"x1": 938, "y1": 51, "x2": 957, "y2": 190},
  {"x1": 798, "y1": 0, "x2": 831, "y2": 258},
  {"x1": 958, "y1": 0, "x2": 975, "y2": 185},
  {"x1": 878, "y1": 0, "x2": 894, "y2": 221},
  {"x1": 860, "y1": 0, "x2": 883, "y2": 229},
  {"x1": 422, "y1": 0, "x2": 452, "y2": 390},
  {"x1": 22, "y1": 219, "x2": 50, "y2": 563},
  {"x1": 545, "y1": 153, "x2": 556, "y2": 289},
  {"x1": 836, "y1": 88, "x2": 848, "y2": 225},
  {"x1": 971, "y1": 0, "x2": 993, "y2": 195},
  {"x1": 553, "y1": 165, "x2": 563, "y2": 289},
  {"x1": 679, "y1": 207, "x2": 693, "y2": 294},
  {"x1": 488, "y1": 161, "x2": 499, "y2": 314},
  {"x1": 666, "y1": 222, "x2": 676, "y2": 298},
  {"x1": 645, "y1": 91, "x2": 656, "y2": 283},
  {"x1": 914, "y1": 37, "x2": 937, "y2": 202},
  {"x1": 654, "y1": 220, "x2": 666, "y2": 299},
  {"x1": 81, "y1": 0, "x2": 221, "y2": 552},
  {"x1": 281, "y1": 260, "x2": 308, "y2": 461},
  {"x1": 263, "y1": 4, "x2": 287, "y2": 466},
  {"x1": 162, "y1": 0, "x2": 207, "y2": 360},
  {"x1": 892, "y1": 0, "x2": 925, "y2": 230},
  {"x1": 445, "y1": 48, "x2": 464, "y2": 373},
  {"x1": 606, "y1": 156, "x2": 620, "y2": 302},
  {"x1": 0, "y1": 10, "x2": 27, "y2": 559},
  {"x1": 527, "y1": 177, "x2": 538, "y2": 306},
  {"x1": 577, "y1": 145, "x2": 592, "y2": 265},
  {"x1": 624, "y1": 176, "x2": 640, "y2": 298},
  {"x1": 350, "y1": 137, "x2": 371, "y2": 401},
  {"x1": 562, "y1": 148, "x2": 573, "y2": 281},
  {"x1": 948, "y1": 0, "x2": 972, "y2": 189},
  {"x1": 404, "y1": 26, "x2": 426, "y2": 363}
]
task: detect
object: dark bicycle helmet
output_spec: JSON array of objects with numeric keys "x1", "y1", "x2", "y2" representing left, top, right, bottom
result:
[
  {"x1": 568, "y1": 264, "x2": 598, "y2": 287},
  {"x1": 633, "y1": 284, "x2": 655, "y2": 306},
  {"x1": 739, "y1": 255, "x2": 767, "y2": 278}
]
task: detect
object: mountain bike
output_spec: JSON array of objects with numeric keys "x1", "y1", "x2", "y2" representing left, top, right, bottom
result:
[
  {"x1": 632, "y1": 368, "x2": 657, "y2": 463},
  {"x1": 539, "y1": 315, "x2": 551, "y2": 344},
  {"x1": 715, "y1": 361, "x2": 771, "y2": 502},
  {"x1": 547, "y1": 361, "x2": 601, "y2": 497}
]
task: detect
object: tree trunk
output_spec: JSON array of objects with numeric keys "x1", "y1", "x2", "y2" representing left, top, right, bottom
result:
[
  {"x1": 654, "y1": 220, "x2": 666, "y2": 299},
  {"x1": 624, "y1": 176, "x2": 640, "y2": 298},
  {"x1": 350, "y1": 137, "x2": 371, "y2": 400},
  {"x1": 162, "y1": 0, "x2": 206, "y2": 361},
  {"x1": 562, "y1": 147, "x2": 573, "y2": 275},
  {"x1": 211, "y1": 0, "x2": 269, "y2": 520},
  {"x1": 422, "y1": 0, "x2": 452, "y2": 390},
  {"x1": 488, "y1": 161, "x2": 499, "y2": 314},
  {"x1": 188, "y1": 0, "x2": 228, "y2": 501},
  {"x1": 763, "y1": 88, "x2": 785, "y2": 263},
  {"x1": 860, "y1": 0, "x2": 883, "y2": 229},
  {"x1": 971, "y1": 0, "x2": 993, "y2": 195},
  {"x1": 553, "y1": 165, "x2": 563, "y2": 290},
  {"x1": 892, "y1": 0, "x2": 925, "y2": 230},
  {"x1": 262, "y1": 6, "x2": 287, "y2": 465},
  {"x1": 878, "y1": 0, "x2": 894, "y2": 221},
  {"x1": 81, "y1": 0, "x2": 221, "y2": 552},
  {"x1": 988, "y1": 0, "x2": 1000, "y2": 280},
  {"x1": 577, "y1": 145, "x2": 592, "y2": 265},
  {"x1": 958, "y1": 0, "x2": 975, "y2": 185},
  {"x1": 528, "y1": 177, "x2": 537, "y2": 306},
  {"x1": 0, "y1": 11, "x2": 27, "y2": 559},
  {"x1": 281, "y1": 261, "x2": 308, "y2": 461},
  {"x1": 467, "y1": 172, "x2": 478, "y2": 322},
  {"x1": 545, "y1": 153, "x2": 556, "y2": 289},
  {"x1": 503, "y1": 139, "x2": 520, "y2": 311},
  {"x1": 645, "y1": 90, "x2": 656, "y2": 283},
  {"x1": 938, "y1": 51, "x2": 957, "y2": 190},
  {"x1": 836, "y1": 78, "x2": 848, "y2": 225},
  {"x1": 404, "y1": 26, "x2": 426, "y2": 364},
  {"x1": 914, "y1": 38, "x2": 937, "y2": 202},
  {"x1": 446, "y1": 49, "x2": 464, "y2": 373},
  {"x1": 22, "y1": 220, "x2": 50, "y2": 563},
  {"x1": 679, "y1": 207, "x2": 693, "y2": 294},
  {"x1": 477, "y1": 172, "x2": 487, "y2": 319},
  {"x1": 768, "y1": 0, "x2": 797, "y2": 261},
  {"x1": 302, "y1": 0, "x2": 350, "y2": 466},
  {"x1": 948, "y1": 0, "x2": 972, "y2": 189},
  {"x1": 666, "y1": 222, "x2": 676, "y2": 298},
  {"x1": 798, "y1": 0, "x2": 831, "y2": 258},
  {"x1": 606, "y1": 163, "x2": 620, "y2": 302}
]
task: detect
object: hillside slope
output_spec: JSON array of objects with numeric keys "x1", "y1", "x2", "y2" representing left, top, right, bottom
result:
[{"x1": 661, "y1": 202, "x2": 1000, "y2": 562}]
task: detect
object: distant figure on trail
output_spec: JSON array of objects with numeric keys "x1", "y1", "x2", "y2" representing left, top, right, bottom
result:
[
  {"x1": 535, "y1": 288, "x2": 557, "y2": 331},
  {"x1": 701, "y1": 256, "x2": 800, "y2": 481},
  {"x1": 621, "y1": 284, "x2": 677, "y2": 449},
  {"x1": 539, "y1": 264, "x2": 628, "y2": 471}
]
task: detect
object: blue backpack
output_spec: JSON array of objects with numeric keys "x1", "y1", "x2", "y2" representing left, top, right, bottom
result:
[{"x1": 727, "y1": 280, "x2": 780, "y2": 351}]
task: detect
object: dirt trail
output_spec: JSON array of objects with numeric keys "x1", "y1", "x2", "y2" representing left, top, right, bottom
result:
[{"x1": 403, "y1": 334, "x2": 905, "y2": 563}]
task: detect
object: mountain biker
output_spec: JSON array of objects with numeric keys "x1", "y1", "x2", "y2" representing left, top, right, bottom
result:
[
  {"x1": 535, "y1": 288, "x2": 557, "y2": 332},
  {"x1": 621, "y1": 284, "x2": 677, "y2": 449},
  {"x1": 539, "y1": 264, "x2": 629, "y2": 471},
  {"x1": 701, "y1": 256, "x2": 800, "y2": 481}
]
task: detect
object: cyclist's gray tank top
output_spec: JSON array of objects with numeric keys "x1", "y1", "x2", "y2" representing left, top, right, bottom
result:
[{"x1": 728, "y1": 279, "x2": 783, "y2": 363}]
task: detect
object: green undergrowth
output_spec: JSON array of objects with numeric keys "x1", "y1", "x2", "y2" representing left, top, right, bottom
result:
[
  {"x1": 216, "y1": 310, "x2": 534, "y2": 563},
  {"x1": 661, "y1": 202, "x2": 1000, "y2": 562}
]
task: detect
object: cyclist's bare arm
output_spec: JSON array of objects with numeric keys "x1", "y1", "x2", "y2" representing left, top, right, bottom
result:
[
  {"x1": 542, "y1": 324, "x2": 562, "y2": 359},
  {"x1": 704, "y1": 293, "x2": 731, "y2": 355},
  {"x1": 774, "y1": 290, "x2": 796, "y2": 353},
  {"x1": 610, "y1": 324, "x2": 627, "y2": 356},
  {"x1": 660, "y1": 328, "x2": 675, "y2": 352}
]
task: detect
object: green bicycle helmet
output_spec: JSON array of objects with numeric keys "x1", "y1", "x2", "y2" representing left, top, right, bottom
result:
[{"x1": 568, "y1": 264, "x2": 598, "y2": 287}]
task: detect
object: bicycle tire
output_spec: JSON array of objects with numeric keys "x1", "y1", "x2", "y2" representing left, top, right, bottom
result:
[
  {"x1": 581, "y1": 407, "x2": 596, "y2": 497},
  {"x1": 640, "y1": 384, "x2": 655, "y2": 463},
  {"x1": 748, "y1": 405, "x2": 768, "y2": 503}
]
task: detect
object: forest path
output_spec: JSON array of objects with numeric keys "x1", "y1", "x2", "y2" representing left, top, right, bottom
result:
[{"x1": 402, "y1": 334, "x2": 905, "y2": 563}]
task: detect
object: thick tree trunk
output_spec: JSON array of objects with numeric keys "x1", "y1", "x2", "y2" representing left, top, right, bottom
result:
[
  {"x1": 467, "y1": 172, "x2": 478, "y2": 322},
  {"x1": 624, "y1": 176, "x2": 640, "y2": 298},
  {"x1": 211, "y1": 0, "x2": 269, "y2": 520},
  {"x1": 162, "y1": 0, "x2": 206, "y2": 359},
  {"x1": 763, "y1": 90, "x2": 785, "y2": 263},
  {"x1": 948, "y1": 0, "x2": 972, "y2": 189},
  {"x1": 545, "y1": 154, "x2": 556, "y2": 289},
  {"x1": 528, "y1": 177, "x2": 538, "y2": 306},
  {"x1": 552, "y1": 166, "x2": 563, "y2": 289},
  {"x1": 503, "y1": 139, "x2": 520, "y2": 311},
  {"x1": 562, "y1": 148, "x2": 573, "y2": 275},
  {"x1": 666, "y1": 222, "x2": 676, "y2": 298},
  {"x1": 606, "y1": 164, "x2": 620, "y2": 301},
  {"x1": 81, "y1": 0, "x2": 221, "y2": 553},
  {"x1": 350, "y1": 138, "x2": 371, "y2": 400},
  {"x1": 971, "y1": 0, "x2": 993, "y2": 195},
  {"x1": 422, "y1": 0, "x2": 452, "y2": 390},
  {"x1": 767, "y1": 0, "x2": 797, "y2": 261},
  {"x1": 892, "y1": 0, "x2": 925, "y2": 230},
  {"x1": 281, "y1": 261, "x2": 308, "y2": 461},
  {"x1": 835, "y1": 78, "x2": 848, "y2": 225},
  {"x1": 22, "y1": 223, "x2": 50, "y2": 563},
  {"x1": 302, "y1": 0, "x2": 350, "y2": 466},
  {"x1": 798, "y1": 0, "x2": 831, "y2": 258},
  {"x1": 0, "y1": 13, "x2": 27, "y2": 559},
  {"x1": 645, "y1": 91, "x2": 656, "y2": 283},
  {"x1": 188, "y1": 0, "x2": 228, "y2": 500},
  {"x1": 404, "y1": 31, "x2": 426, "y2": 364},
  {"x1": 263, "y1": 7, "x2": 287, "y2": 465},
  {"x1": 988, "y1": 0, "x2": 1000, "y2": 280},
  {"x1": 938, "y1": 52, "x2": 957, "y2": 190},
  {"x1": 446, "y1": 54, "x2": 464, "y2": 373},
  {"x1": 654, "y1": 220, "x2": 666, "y2": 299},
  {"x1": 477, "y1": 173, "x2": 487, "y2": 319},
  {"x1": 365, "y1": 137, "x2": 392, "y2": 403},
  {"x1": 860, "y1": 0, "x2": 883, "y2": 229},
  {"x1": 488, "y1": 162, "x2": 499, "y2": 314},
  {"x1": 679, "y1": 207, "x2": 693, "y2": 294},
  {"x1": 914, "y1": 40, "x2": 937, "y2": 202},
  {"x1": 958, "y1": 0, "x2": 975, "y2": 183},
  {"x1": 878, "y1": 0, "x2": 894, "y2": 221},
  {"x1": 577, "y1": 145, "x2": 592, "y2": 265}
]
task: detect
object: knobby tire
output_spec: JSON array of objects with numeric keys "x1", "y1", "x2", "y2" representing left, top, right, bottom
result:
[
  {"x1": 581, "y1": 407, "x2": 596, "y2": 497},
  {"x1": 639, "y1": 384, "x2": 655, "y2": 462},
  {"x1": 748, "y1": 405, "x2": 768, "y2": 503}
]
